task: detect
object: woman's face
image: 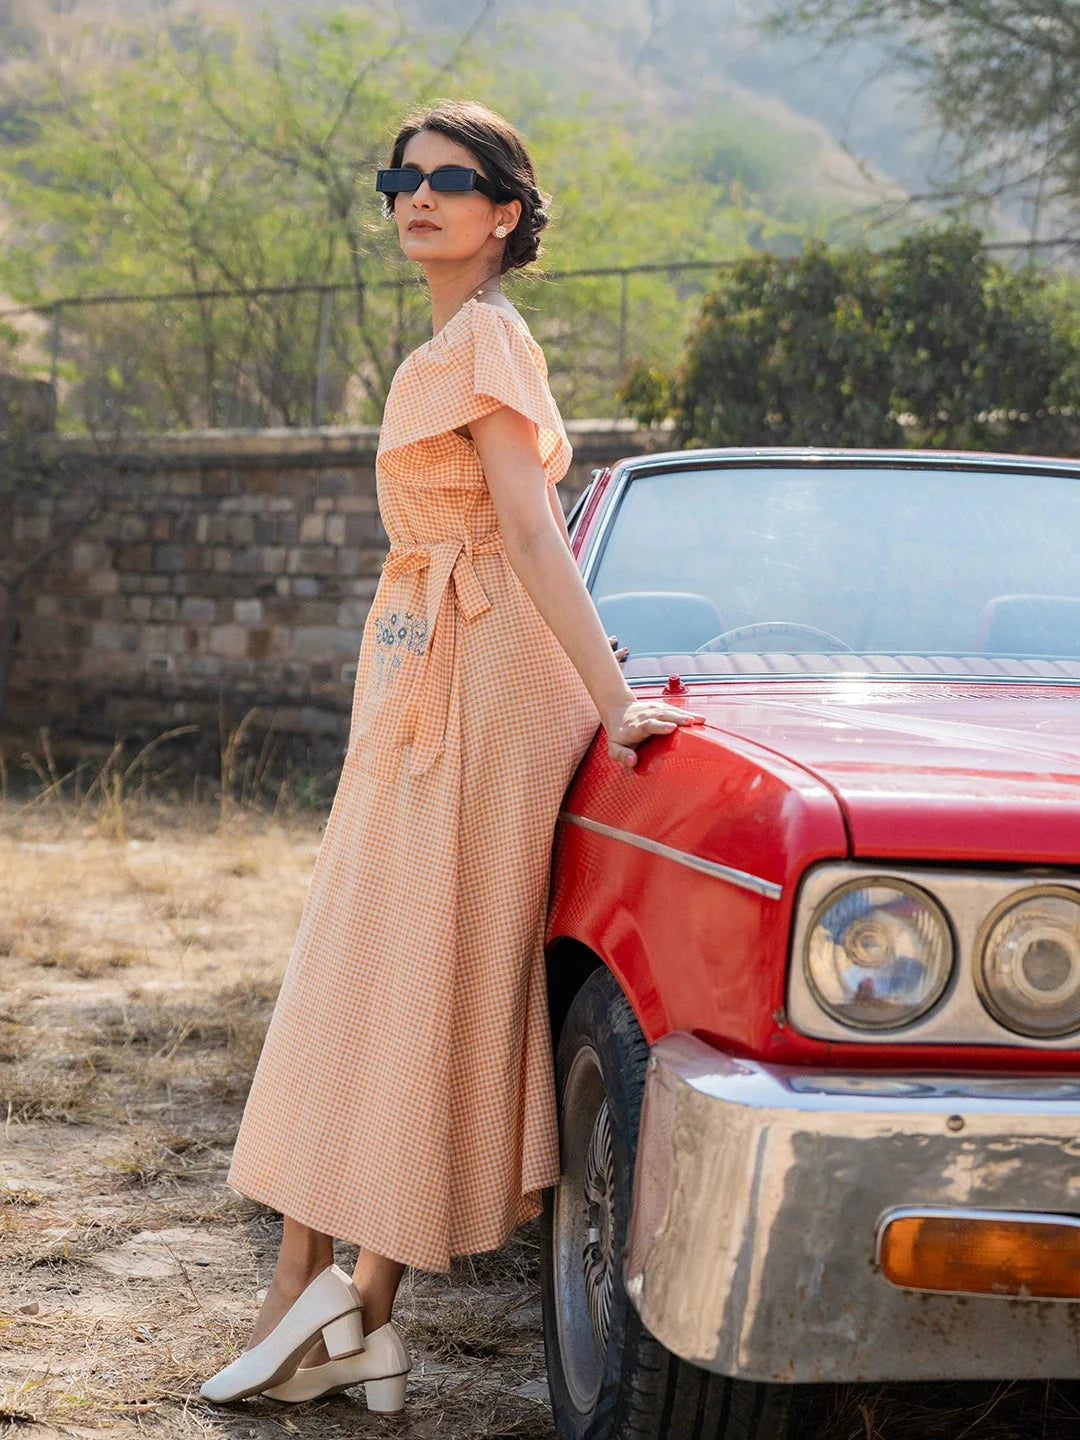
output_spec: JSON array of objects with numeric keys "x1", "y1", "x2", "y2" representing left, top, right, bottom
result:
[{"x1": 394, "y1": 129, "x2": 520, "y2": 265}]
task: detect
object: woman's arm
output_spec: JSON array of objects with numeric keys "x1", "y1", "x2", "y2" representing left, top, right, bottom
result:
[
  {"x1": 469, "y1": 403, "x2": 705, "y2": 768},
  {"x1": 549, "y1": 480, "x2": 628, "y2": 665}
]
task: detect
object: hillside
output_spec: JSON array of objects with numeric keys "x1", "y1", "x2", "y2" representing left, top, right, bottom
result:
[
  {"x1": 0, "y1": 0, "x2": 983, "y2": 426},
  {"x1": 0, "y1": 0, "x2": 924, "y2": 238}
]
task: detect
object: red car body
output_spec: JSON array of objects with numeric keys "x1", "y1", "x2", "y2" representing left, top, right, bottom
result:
[
  {"x1": 541, "y1": 448, "x2": 1080, "y2": 1386},
  {"x1": 549, "y1": 678, "x2": 1080, "y2": 1070}
]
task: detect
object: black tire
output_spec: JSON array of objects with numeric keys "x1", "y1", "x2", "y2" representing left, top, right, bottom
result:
[{"x1": 540, "y1": 966, "x2": 794, "y2": 1440}]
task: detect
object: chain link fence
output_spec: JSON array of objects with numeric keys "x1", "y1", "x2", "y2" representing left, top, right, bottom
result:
[{"x1": 2, "y1": 242, "x2": 1078, "y2": 434}]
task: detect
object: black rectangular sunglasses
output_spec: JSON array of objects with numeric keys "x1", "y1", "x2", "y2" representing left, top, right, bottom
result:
[{"x1": 376, "y1": 165, "x2": 505, "y2": 202}]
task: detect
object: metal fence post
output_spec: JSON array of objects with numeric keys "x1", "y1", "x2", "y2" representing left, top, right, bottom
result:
[
  {"x1": 49, "y1": 303, "x2": 62, "y2": 398},
  {"x1": 314, "y1": 288, "x2": 331, "y2": 427},
  {"x1": 613, "y1": 272, "x2": 630, "y2": 417}
]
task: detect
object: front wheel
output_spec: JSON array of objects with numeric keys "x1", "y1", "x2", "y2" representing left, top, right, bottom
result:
[{"x1": 540, "y1": 965, "x2": 794, "y2": 1440}]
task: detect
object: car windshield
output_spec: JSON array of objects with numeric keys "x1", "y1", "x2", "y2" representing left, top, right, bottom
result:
[{"x1": 588, "y1": 464, "x2": 1080, "y2": 682}]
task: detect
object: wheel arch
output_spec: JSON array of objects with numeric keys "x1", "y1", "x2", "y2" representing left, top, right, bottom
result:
[{"x1": 545, "y1": 937, "x2": 606, "y2": 1054}]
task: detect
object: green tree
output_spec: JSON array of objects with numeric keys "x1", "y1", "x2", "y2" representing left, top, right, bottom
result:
[
  {"x1": 762, "y1": 0, "x2": 1080, "y2": 235},
  {"x1": 0, "y1": 8, "x2": 820, "y2": 430},
  {"x1": 667, "y1": 240, "x2": 899, "y2": 448},
  {"x1": 0, "y1": 11, "x2": 436, "y2": 429},
  {"x1": 626, "y1": 224, "x2": 1078, "y2": 451},
  {"x1": 882, "y1": 226, "x2": 1070, "y2": 447}
]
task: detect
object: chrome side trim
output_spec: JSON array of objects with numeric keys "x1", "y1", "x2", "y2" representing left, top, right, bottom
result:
[{"x1": 557, "y1": 810, "x2": 782, "y2": 901}]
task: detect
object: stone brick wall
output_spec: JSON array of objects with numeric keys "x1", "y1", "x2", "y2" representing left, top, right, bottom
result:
[{"x1": 6, "y1": 422, "x2": 652, "y2": 764}]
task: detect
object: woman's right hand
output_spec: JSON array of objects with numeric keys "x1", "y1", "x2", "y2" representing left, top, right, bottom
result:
[{"x1": 603, "y1": 696, "x2": 706, "y2": 770}]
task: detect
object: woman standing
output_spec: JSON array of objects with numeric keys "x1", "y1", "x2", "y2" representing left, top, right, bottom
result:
[{"x1": 200, "y1": 98, "x2": 703, "y2": 1410}]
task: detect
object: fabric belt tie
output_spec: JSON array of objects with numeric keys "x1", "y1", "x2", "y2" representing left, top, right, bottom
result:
[{"x1": 378, "y1": 532, "x2": 504, "y2": 777}]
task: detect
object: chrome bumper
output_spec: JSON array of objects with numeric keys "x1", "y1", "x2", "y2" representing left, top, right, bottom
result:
[{"x1": 623, "y1": 1032, "x2": 1080, "y2": 1382}]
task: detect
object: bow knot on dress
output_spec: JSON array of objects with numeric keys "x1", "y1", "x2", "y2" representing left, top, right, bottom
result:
[{"x1": 378, "y1": 532, "x2": 504, "y2": 776}]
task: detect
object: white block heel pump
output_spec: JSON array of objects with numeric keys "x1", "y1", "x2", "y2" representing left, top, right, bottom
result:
[
  {"x1": 362, "y1": 1369, "x2": 408, "y2": 1412},
  {"x1": 199, "y1": 1263, "x2": 365, "y2": 1405},
  {"x1": 320, "y1": 1306, "x2": 366, "y2": 1358},
  {"x1": 262, "y1": 1318, "x2": 412, "y2": 1408}
]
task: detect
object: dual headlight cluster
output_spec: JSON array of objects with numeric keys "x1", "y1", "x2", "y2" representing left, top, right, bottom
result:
[{"x1": 806, "y1": 880, "x2": 1080, "y2": 1037}]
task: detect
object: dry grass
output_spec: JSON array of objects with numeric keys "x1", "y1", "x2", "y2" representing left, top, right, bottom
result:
[
  {"x1": 790, "y1": 1379, "x2": 1080, "y2": 1439},
  {"x1": 0, "y1": 728, "x2": 1076, "y2": 1438},
  {"x1": 0, "y1": 732, "x2": 557, "y2": 1437}
]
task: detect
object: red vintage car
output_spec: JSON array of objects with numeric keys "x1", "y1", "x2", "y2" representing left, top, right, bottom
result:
[{"x1": 537, "y1": 447, "x2": 1080, "y2": 1440}]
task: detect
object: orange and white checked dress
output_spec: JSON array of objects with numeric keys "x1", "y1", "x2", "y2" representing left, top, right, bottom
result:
[{"x1": 225, "y1": 297, "x2": 599, "y2": 1272}]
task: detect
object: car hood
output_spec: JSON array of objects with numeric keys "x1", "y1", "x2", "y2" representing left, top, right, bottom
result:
[{"x1": 683, "y1": 680, "x2": 1080, "y2": 864}]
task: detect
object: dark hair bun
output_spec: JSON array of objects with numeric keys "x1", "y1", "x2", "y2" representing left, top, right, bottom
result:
[{"x1": 502, "y1": 182, "x2": 548, "y2": 272}]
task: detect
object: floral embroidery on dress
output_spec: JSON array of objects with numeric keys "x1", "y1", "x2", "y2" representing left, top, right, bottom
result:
[
  {"x1": 372, "y1": 608, "x2": 429, "y2": 690},
  {"x1": 347, "y1": 603, "x2": 431, "y2": 764}
]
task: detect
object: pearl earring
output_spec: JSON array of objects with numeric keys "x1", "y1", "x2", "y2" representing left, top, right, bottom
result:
[{"x1": 494, "y1": 225, "x2": 508, "y2": 238}]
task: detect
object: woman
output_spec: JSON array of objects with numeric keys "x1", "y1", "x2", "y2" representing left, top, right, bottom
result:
[{"x1": 199, "y1": 98, "x2": 704, "y2": 1410}]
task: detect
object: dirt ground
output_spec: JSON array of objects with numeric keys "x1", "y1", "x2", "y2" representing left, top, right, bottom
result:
[
  {"x1": 0, "y1": 799, "x2": 558, "y2": 1439},
  {"x1": 1, "y1": 785, "x2": 1078, "y2": 1440}
]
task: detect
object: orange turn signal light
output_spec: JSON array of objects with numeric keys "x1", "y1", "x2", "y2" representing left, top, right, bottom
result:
[{"x1": 878, "y1": 1209, "x2": 1080, "y2": 1299}]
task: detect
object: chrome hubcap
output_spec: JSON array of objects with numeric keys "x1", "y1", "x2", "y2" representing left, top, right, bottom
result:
[
  {"x1": 583, "y1": 1097, "x2": 615, "y2": 1349},
  {"x1": 553, "y1": 1044, "x2": 615, "y2": 1413}
]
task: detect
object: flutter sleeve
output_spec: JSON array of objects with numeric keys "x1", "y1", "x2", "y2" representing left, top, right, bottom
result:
[
  {"x1": 467, "y1": 301, "x2": 572, "y2": 486},
  {"x1": 377, "y1": 299, "x2": 573, "y2": 487}
]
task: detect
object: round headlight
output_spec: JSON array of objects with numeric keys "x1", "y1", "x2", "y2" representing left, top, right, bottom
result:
[
  {"x1": 805, "y1": 879, "x2": 953, "y2": 1030},
  {"x1": 977, "y1": 888, "x2": 1080, "y2": 1038}
]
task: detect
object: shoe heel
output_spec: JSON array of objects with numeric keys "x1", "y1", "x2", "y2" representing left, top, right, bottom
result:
[
  {"x1": 364, "y1": 1373, "x2": 407, "y2": 1412},
  {"x1": 322, "y1": 1308, "x2": 365, "y2": 1359}
]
